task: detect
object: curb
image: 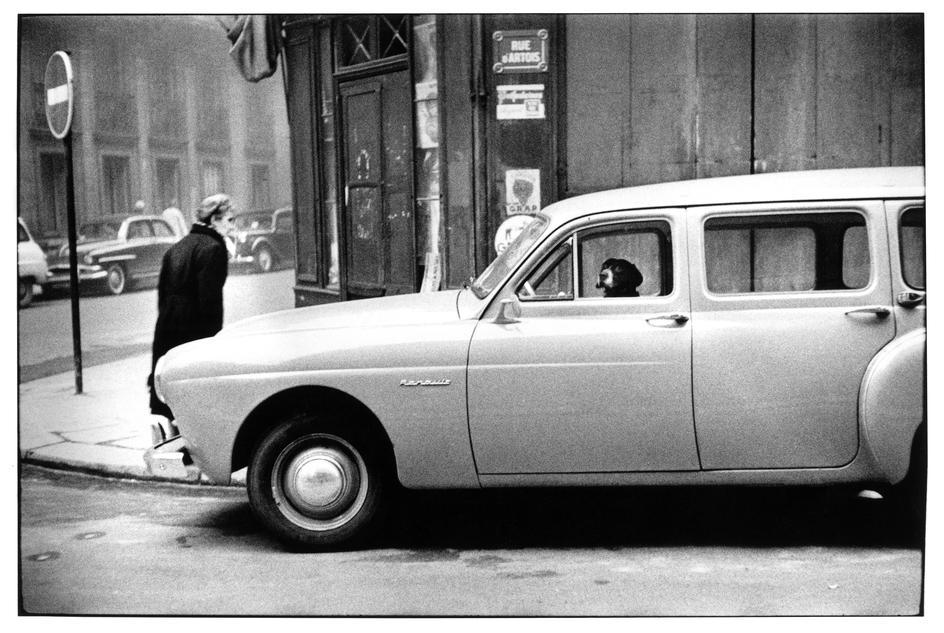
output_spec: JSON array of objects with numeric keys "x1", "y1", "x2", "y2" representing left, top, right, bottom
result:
[{"x1": 20, "y1": 448, "x2": 247, "y2": 487}]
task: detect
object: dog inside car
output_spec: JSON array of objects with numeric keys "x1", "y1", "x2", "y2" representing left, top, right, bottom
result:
[{"x1": 595, "y1": 258, "x2": 643, "y2": 297}]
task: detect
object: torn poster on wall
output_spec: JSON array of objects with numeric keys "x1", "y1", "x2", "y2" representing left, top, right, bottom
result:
[
  {"x1": 496, "y1": 84, "x2": 545, "y2": 120},
  {"x1": 504, "y1": 169, "x2": 541, "y2": 215}
]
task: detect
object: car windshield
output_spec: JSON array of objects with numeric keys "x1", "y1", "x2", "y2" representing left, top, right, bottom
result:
[
  {"x1": 79, "y1": 221, "x2": 121, "y2": 241},
  {"x1": 470, "y1": 215, "x2": 549, "y2": 299},
  {"x1": 235, "y1": 214, "x2": 272, "y2": 231}
]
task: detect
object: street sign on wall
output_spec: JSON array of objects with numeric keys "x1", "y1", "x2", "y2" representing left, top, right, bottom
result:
[
  {"x1": 44, "y1": 51, "x2": 74, "y2": 139},
  {"x1": 492, "y1": 29, "x2": 549, "y2": 74}
]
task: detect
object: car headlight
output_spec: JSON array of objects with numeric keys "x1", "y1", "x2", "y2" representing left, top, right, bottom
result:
[
  {"x1": 83, "y1": 253, "x2": 94, "y2": 265},
  {"x1": 237, "y1": 232, "x2": 247, "y2": 244},
  {"x1": 153, "y1": 356, "x2": 167, "y2": 403}
]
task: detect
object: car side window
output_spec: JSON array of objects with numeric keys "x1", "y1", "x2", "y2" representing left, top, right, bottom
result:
[
  {"x1": 899, "y1": 207, "x2": 925, "y2": 290},
  {"x1": 704, "y1": 211, "x2": 869, "y2": 294},
  {"x1": 127, "y1": 221, "x2": 152, "y2": 239},
  {"x1": 276, "y1": 213, "x2": 292, "y2": 233},
  {"x1": 151, "y1": 220, "x2": 174, "y2": 238},
  {"x1": 578, "y1": 221, "x2": 673, "y2": 298},
  {"x1": 517, "y1": 239, "x2": 574, "y2": 301}
]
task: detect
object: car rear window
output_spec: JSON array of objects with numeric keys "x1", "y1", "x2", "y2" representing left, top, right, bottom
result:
[
  {"x1": 236, "y1": 214, "x2": 272, "y2": 230},
  {"x1": 151, "y1": 220, "x2": 174, "y2": 238},
  {"x1": 704, "y1": 211, "x2": 870, "y2": 294},
  {"x1": 899, "y1": 207, "x2": 925, "y2": 290},
  {"x1": 80, "y1": 222, "x2": 121, "y2": 241}
]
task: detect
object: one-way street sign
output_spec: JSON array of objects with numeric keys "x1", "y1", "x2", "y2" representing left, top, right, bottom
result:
[{"x1": 44, "y1": 50, "x2": 74, "y2": 139}]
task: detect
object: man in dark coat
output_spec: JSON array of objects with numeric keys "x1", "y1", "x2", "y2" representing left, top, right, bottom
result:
[{"x1": 148, "y1": 193, "x2": 235, "y2": 435}]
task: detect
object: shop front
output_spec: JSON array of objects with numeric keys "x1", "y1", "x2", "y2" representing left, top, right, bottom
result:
[{"x1": 280, "y1": 14, "x2": 922, "y2": 306}]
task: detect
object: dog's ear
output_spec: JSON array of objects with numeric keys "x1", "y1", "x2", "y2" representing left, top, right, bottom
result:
[{"x1": 627, "y1": 262, "x2": 643, "y2": 289}]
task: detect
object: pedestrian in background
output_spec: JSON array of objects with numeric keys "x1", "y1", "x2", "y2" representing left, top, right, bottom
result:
[
  {"x1": 148, "y1": 193, "x2": 236, "y2": 439},
  {"x1": 161, "y1": 204, "x2": 189, "y2": 239}
]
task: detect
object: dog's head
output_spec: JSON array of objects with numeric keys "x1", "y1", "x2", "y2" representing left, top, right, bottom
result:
[{"x1": 595, "y1": 258, "x2": 643, "y2": 297}]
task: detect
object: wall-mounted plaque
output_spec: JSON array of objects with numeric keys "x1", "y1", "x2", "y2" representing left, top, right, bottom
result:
[{"x1": 492, "y1": 29, "x2": 549, "y2": 74}]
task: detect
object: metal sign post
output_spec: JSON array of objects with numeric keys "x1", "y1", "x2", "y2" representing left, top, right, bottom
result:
[{"x1": 45, "y1": 51, "x2": 82, "y2": 394}]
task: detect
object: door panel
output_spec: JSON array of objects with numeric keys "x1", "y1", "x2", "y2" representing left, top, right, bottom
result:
[
  {"x1": 341, "y1": 82, "x2": 384, "y2": 294},
  {"x1": 339, "y1": 71, "x2": 415, "y2": 298},
  {"x1": 689, "y1": 202, "x2": 895, "y2": 470},
  {"x1": 468, "y1": 211, "x2": 699, "y2": 474}
]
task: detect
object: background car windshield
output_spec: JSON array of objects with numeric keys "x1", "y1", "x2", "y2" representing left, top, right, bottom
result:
[
  {"x1": 236, "y1": 214, "x2": 273, "y2": 231},
  {"x1": 471, "y1": 215, "x2": 549, "y2": 298},
  {"x1": 80, "y1": 222, "x2": 120, "y2": 241}
]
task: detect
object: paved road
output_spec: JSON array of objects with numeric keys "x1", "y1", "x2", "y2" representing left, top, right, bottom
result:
[
  {"x1": 17, "y1": 269, "x2": 296, "y2": 381},
  {"x1": 19, "y1": 465, "x2": 923, "y2": 616}
]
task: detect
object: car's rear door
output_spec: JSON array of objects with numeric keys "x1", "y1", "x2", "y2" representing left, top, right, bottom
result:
[
  {"x1": 688, "y1": 201, "x2": 895, "y2": 470},
  {"x1": 273, "y1": 210, "x2": 295, "y2": 264},
  {"x1": 467, "y1": 209, "x2": 700, "y2": 475}
]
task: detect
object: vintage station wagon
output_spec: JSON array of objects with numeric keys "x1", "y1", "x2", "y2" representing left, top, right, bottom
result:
[{"x1": 150, "y1": 166, "x2": 926, "y2": 549}]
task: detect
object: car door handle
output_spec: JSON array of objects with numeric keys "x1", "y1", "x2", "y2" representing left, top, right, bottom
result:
[
  {"x1": 897, "y1": 291, "x2": 925, "y2": 308},
  {"x1": 646, "y1": 313, "x2": 689, "y2": 326},
  {"x1": 844, "y1": 306, "x2": 891, "y2": 318}
]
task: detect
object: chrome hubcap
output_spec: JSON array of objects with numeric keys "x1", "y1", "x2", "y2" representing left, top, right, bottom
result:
[
  {"x1": 108, "y1": 268, "x2": 123, "y2": 292},
  {"x1": 272, "y1": 434, "x2": 367, "y2": 530}
]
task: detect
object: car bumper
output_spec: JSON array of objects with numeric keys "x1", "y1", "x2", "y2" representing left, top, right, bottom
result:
[
  {"x1": 46, "y1": 264, "x2": 108, "y2": 287},
  {"x1": 144, "y1": 435, "x2": 200, "y2": 482},
  {"x1": 229, "y1": 253, "x2": 257, "y2": 271}
]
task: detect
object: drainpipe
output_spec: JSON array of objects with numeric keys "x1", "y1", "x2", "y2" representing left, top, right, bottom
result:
[{"x1": 470, "y1": 14, "x2": 489, "y2": 275}]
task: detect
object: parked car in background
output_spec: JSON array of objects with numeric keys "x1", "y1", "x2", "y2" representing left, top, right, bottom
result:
[
  {"x1": 232, "y1": 206, "x2": 295, "y2": 273},
  {"x1": 149, "y1": 167, "x2": 925, "y2": 550},
  {"x1": 47, "y1": 215, "x2": 179, "y2": 295},
  {"x1": 17, "y1": 217, "x2": 49, "y2": 308}
]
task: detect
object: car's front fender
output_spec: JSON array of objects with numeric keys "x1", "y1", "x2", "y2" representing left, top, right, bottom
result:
[{"x1": 161, "y1": 320, "x2": 481, "y2": 488}]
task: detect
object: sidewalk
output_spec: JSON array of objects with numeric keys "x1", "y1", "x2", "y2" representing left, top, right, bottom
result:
[{"x1": 18, "y1": 353, "x2": 243, "y2": 486}]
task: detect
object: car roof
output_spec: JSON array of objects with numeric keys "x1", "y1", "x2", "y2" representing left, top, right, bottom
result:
[
  {"x1": 542, "y1": 166, "x2": 925, "y2": 227},
  {"x1": 83, "y1": 214, "x2": 165, "y2": 225},
  {"x1": 237, "y1": 206, "x2": 291, "y2": 216}
]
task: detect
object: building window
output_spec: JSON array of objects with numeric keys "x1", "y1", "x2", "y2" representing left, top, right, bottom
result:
[
  {"x1": 246, "y1": 86, "x2": 274, "y2": 150},
  {"x1": 94, "y1": 48, "x2": 136, "y2": 135},
  {"x1": 337, "y1": 15, "x2": 409, "y2": 69},
  {"x1": 38, "y1": 152, "x2": 66, "y2": 236},
  {"x1": 155, "y1": 158, "x2": 182, "y2": 211},
  {"x1": 201, "y1": 160, "x2": 225, "y2": 196},
  {"x1": 250, "y1": 164, "x2": 271, "y2": 209},
  {"x1": 101, "y1": 155, "x2": 132, "y2": 216},
  {"x1": 197, "y1": 68, "x2": 230, "y2": 143},
  {"x1": 150, "y1": 61, "x2": 185, "y2": 140}
]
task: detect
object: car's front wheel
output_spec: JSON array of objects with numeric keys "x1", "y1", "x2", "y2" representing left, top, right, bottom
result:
[
  {"x1": 255, "y1": 246, "x2": 274, "y2": 273},
  {"x1": 105, "y1": 264, "x2": 127, "y2": 295},
  {"x1": 18, "y1": 277, "x2": 34, "y2": 308},
  {"x1": 247, "y1": 415, "x2": 388, "y2": 550}
]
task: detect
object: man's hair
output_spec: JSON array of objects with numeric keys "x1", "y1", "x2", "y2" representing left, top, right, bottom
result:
[{"x1": 195, "y1": 193, "x2": 232, "y2": 225}]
